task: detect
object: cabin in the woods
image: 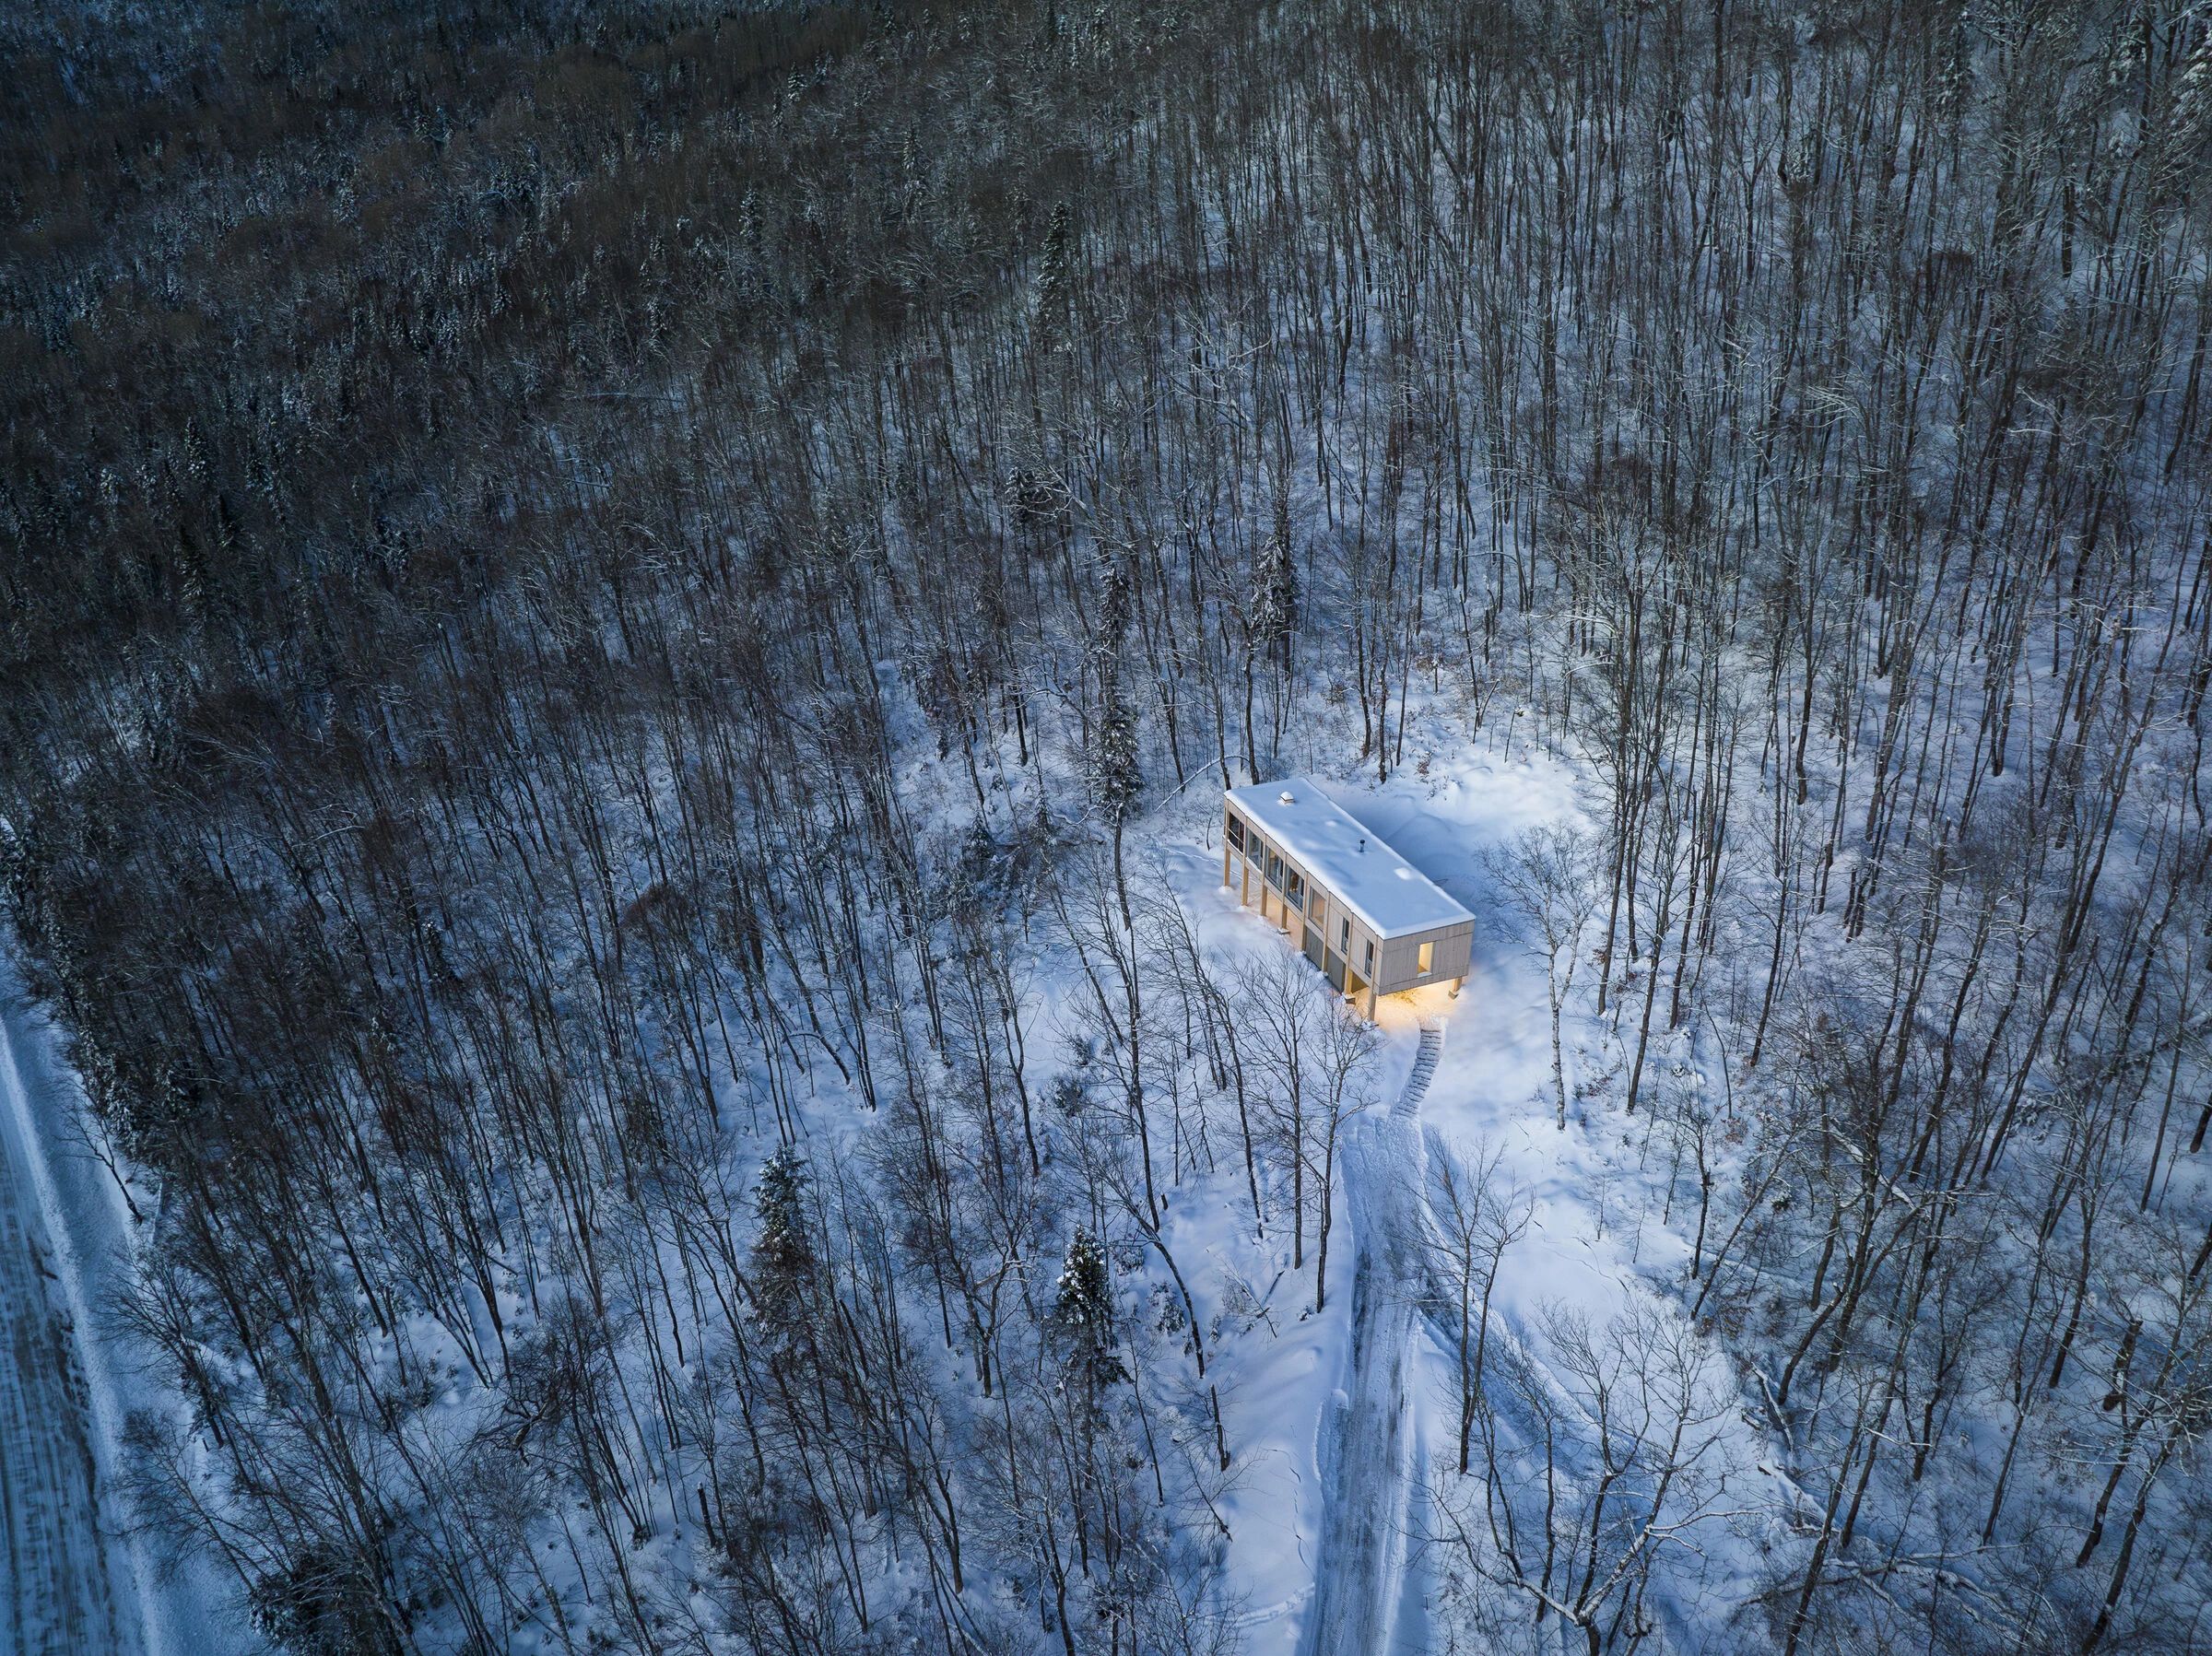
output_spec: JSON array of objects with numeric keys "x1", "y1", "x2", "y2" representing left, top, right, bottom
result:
[{"x1": 1223, "y1": 778, "x2": 1474, "y2": 1017}]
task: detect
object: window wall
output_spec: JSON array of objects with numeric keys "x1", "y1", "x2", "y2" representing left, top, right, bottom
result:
[{"x1": 1226, "y1": 804, "x2": 1387, "y2": 1004}]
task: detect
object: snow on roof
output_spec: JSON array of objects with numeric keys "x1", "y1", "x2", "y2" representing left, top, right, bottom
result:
[{"x1": 1226, "y1": 777, "x2": 1474, "y2": 940}]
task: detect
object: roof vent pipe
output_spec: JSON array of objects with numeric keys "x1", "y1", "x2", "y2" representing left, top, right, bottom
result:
[
  {"x1": 1278, "y1": 790, "x2": 1296, "y2": 805},
  {"x1": 1358, "y1": 837, "x2": 1366, "y2": 853}
]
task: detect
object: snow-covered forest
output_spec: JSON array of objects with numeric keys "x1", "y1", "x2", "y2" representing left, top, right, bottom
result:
[{"x1": 5, "y1": 0, "x2": 2211, "y2": 1650}]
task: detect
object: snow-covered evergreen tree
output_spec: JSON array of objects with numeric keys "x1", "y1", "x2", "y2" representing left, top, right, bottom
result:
[
  {"x1": 1053, "y1": 1226, "x2": 1126, "y2": 1398},
  {"x1": 1088, "y1": 553, "x2": 1143, "y2": 923},
  {"x1": 750, "y1": 1145, "x2": 814, "y2": 1335}
]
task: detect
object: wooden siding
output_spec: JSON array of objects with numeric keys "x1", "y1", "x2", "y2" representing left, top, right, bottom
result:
[{"x1": 1371, "y1": 921, "x2": 1474, "y2": 995}]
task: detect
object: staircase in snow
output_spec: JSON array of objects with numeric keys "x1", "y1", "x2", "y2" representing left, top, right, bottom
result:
[{"x1": 1393, "y1": 1024, "x2": 1442, "y2": 1121}]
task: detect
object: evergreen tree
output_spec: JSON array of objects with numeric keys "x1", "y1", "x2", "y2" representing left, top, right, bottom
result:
[
  {"x1": 1036, "y1": 199, "x2": 1074, "y2": 321},
  {"x1": 1053, "y1": 1227, "x2": 1126, "y2": 1397},
  {"x1": 750, "y1": 1145, "x2": 814, "y2": 1336},
  {"x1": 1245, "y1": 488, "x2": 1298, "y2": 769},
  {"x1": 1088, "y1": 554, "x2": 1142, "y2": 924},
  {"x1": 1252, "y1": 489, "x2": 1298, "y2": 675}
]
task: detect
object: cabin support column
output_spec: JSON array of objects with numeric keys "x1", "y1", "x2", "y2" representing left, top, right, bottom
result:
[{"x1": 1448, "y1": 976, "x2": 1463, "y2": 998}]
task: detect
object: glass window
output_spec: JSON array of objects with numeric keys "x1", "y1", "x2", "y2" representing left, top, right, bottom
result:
[
  {"x1": 1286, "y1": 871, "x2": 1304, "y2": 911},
  {"x1": 1227, "y1": 813, "x2": 1244, "y2": 851},
  {"x1": 1310, "y1": 891, "x2": 1325, "y2": 925},
  {"x1": 1266, "y1": 851, "x2": 1284, "y2": 889},
  {"x1": 1418, "y1": 940, "x2": 1434, "y2": 975},
  {"x1": 1363, "y1": 940, "x2": 1375, "y2": 975},
  {"x1": 1339, "y1": 918, "x2": 1350, "y2": 952}
]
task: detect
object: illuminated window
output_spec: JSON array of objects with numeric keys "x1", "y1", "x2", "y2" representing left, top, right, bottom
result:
[{"x1": 1418, "y1": 941, "x2": 1434, "y2": 975}]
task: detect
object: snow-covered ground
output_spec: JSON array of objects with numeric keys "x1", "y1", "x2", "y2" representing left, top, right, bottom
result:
[
  {"x1": 0, "y1": 957, "x2": 253, "y2": 1656},
  {"x1": 0, "y1": 730, "x2": 1768, "y2": 1656},
  {"x1": 1171, "y1": 745, "x2": 1772, "y2": 1652},
  {"x1": 1296, "y1": 1026, "x2": 1441, "y2": 1656},
  {"x1": 0, "y1": 1014, "x2": 120, "y2": 1655}
]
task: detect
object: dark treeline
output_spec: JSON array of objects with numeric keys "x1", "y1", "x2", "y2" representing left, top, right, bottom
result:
[{"x1": 4, "y1": 0, "x2": 2210, "y2": 1651}]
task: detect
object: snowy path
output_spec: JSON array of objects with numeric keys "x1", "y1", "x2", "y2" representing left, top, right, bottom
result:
[
  {"x1": 0, "y1": 997, "x2": 130, "y2": 1654},
  {"x1": 0, "y1": 1041, "x2": 123, "y2": 1655},
  {"x1": 0, "y1": 965, "x2": 250, "y2": 1656},
  {"x1": 1298, "y1": 1024, "x2": 1441, "y2": 1656}
]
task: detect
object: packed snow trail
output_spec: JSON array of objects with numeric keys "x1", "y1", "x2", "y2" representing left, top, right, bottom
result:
[
  {"x1": 0, "y1": 964, "x2": 251, "y2": 1656},
  {"x1": 0, "y1": 1004, "x2": 128, "y2": 1653},
  {"x1": 1299, "y1": 1023, "x2": 1441, "y2": 1656}
]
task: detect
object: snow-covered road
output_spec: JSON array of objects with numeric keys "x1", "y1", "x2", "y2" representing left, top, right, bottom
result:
[
  {"x1": 0, "y1": 1048, "x2": 122, "y2": 1653},
  {"x1": 1298, "y1": 1026, "x2": 1440, "y2": 1656},
  {"x1": 0, "y1": 1028, "x2": 124, "y2": 1655},
  {"x1": 0, "y1": 966, "x2": 250, "y2": 1656}
]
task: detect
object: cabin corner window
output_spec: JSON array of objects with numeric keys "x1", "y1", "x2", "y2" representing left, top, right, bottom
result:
[
  {"x1": 1339, "y1": 918, "x2": 1350, "y2": 953},
  {"x1": 1363, "y1": 939, "x2": 1375, "y2": 975},
  {"x1": 1417, "y1": 940, "x2": 1434, "y2": 975},
  {"x1": 1227, "y1": 813, "x2": 1244, "y2": 851}
]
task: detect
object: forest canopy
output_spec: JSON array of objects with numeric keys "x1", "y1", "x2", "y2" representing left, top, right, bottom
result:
[{"x1": 5, "y1": 0, "x2": 2212, "y2": 1651}]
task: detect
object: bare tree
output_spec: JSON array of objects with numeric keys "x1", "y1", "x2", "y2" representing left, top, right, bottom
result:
[
  {"x1": 1441, "y1": 1301, "x2": 1743, "y2": 1656},
  {"x1": 1427, "y1": 1135, "x2": 1532, "y2": 1474},
  {"x1": 1305, "y1": 980, "x2": 1382, "y2": 1313},
  {"x1": 1488, "y1": 825, "x2": 1600, "y2": 1128}
]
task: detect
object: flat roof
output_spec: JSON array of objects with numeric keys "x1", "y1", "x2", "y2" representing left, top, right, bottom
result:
[{"x1": 1226, "y1": 777, "x2": 1474, "y2": 940}]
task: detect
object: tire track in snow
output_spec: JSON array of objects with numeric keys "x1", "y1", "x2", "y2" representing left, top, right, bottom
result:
[
  {"x1": 0, "y1": 1003, "x2": 127, "y2": 1654},
  {"x1": 0, "y1": 965, "x2": 250, "y2": 1656},
  {"x1": 1299, "y1": 1024, "x2": 1441, "y2": 1656}
]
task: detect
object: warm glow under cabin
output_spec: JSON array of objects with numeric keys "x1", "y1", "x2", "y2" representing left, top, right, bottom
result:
[{"x1": 1223, "y1": 778, "x2": 1474, "y2": 1017}]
